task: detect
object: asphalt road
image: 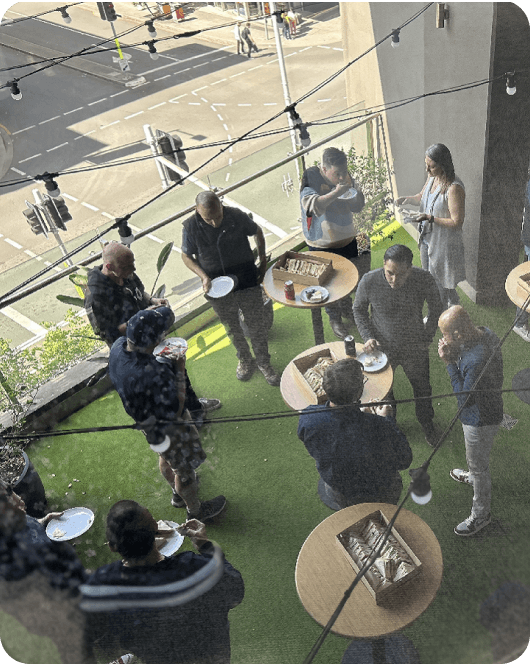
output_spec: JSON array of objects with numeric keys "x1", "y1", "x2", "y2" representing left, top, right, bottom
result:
[{"x1": 0, "y1": 2, "x2": 349, "y2": 347}]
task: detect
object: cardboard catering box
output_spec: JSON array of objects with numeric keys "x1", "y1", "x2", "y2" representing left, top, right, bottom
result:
[
  {"x1": 516, "y1": 272, "x2": 530, "y2": 304},
  {"x1": 271, "y1": 251, "x2": 333, "y2": 286},
  {"x1": 336, "y1": 510, "x2": 422, "y2": 605},
  {"x1": 292, "y1": 348, "x2": 338, "y2": 405}
]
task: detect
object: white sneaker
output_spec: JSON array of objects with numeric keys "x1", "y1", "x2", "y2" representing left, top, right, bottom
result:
[
  {"x1": 513, "y1": 324, "x2": 530, "y2": 342},
  {"x1": 454, "y1": 513, "x2": 491, "y2": 536}
]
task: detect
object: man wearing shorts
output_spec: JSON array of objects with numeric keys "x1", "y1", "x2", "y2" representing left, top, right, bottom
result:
[{"x1": 109, "y1": 307, "x2": 226, "y2": 522}]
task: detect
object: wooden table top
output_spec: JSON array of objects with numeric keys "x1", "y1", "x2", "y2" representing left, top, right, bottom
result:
[
  {"x1": 280, "y1": 341, "x2": 393, "y2": 411},
  {"x1": 263, "y1": 251, "x2": 359, "y2": 309},
  {"x1": 295, "y1": 503, "x2": 443, "y2": 639},
  {"x1": 505, "y1": 261, "x2": 530, "y2": 310}
]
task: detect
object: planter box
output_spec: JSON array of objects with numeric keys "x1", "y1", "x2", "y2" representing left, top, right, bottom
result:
[
  {"x1": 336, "y1": 509, "x2": 422, "y2": 605},
  {"x1": 271, "y1": 251, "x2": 333, "y2": 286},
  {"x1": 292, "y1": 348, "x2": 338, "y2": 404}
]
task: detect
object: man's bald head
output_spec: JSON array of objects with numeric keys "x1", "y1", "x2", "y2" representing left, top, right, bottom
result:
[
  {"x1": 439, "y1": 305, "x2": 479, "y2": 343},
  {"x1": 102, "y1": 242, "x2": 135, "y2": 281},
  {"x1": 196, "y1": 191, "x2": 223, "y2": 228}
]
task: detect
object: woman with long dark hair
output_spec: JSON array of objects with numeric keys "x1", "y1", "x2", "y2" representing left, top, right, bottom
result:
[{"x1": 397, "y1": 143, "x2": 466, "y2": 309}]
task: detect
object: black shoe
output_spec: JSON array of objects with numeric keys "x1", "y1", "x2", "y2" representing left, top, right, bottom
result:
[
  {"x1": 171, "y1": 492, "x2": 185, "y2": 508},
  {"x1": 258, "y1": 365, "x2": 281, "y2": 387},
  {"x1": 187, "y1": 495, "x2": 227, "y2": 523},
  {"x1": 330, "y1": 320, "x2": 348, "y2": 340},
  {"x1": 237, "y1": 359, "x2": 256, "y2": 381}
]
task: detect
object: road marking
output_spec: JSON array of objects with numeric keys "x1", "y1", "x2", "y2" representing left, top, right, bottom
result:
[
  {"x1": 217, "y1": 114, "x2": 224, "y2": 121},
  {"x1": 228, "y1": 158, "x2": 233, "y2": 165},
  {"x1": 24, "y1": 249, "x2": 37, "y2": 257},
  {"x1": 230, "y1": 71, "x2": 246, "y2": 77},
  {"x1": 0, "y1": 307, "x2": 47, "y2": 335},
  {"x1": 82, "y1": 202, "x2": 99, "y2": 212},
  {"x1": 211, "y1": 56, "x2": 227, "y2": 62},
  {"x1": 211, "y1": 79, "x2": 226, "y2": 85},
  {"x1": 284, "y1": 53, "x2": 295, "y2": 57},
  {"x1": 169, "y1": 94, "x2": 188, "y2": 102},
  {"x1": 101, "y1": 212, "x2": 114, "y2": 219},
  {"x1": 225, "y1": 173, "x2": 230, "y2": 181},
  {"x1": 192, "y1": 62, "x2": 208, "y2": 68},
  {"x1": 317, "y1": 99, "x2": 331, "y2": 102},
  {"x1": 267, "y1": 58, "x2": 279, "y2": 65},
  {"x1": 100, "y1": 120, "x2": 120, "y2": 129},
  {"x1": 124, "y1": 111, "x2": 144, "y2": 119},
  {"x1": 4, "y1": 238, "x2": 22, "y2": 249},
  {"x1": 12, "y1": 126, "x2": 35, "y2": 135},
  {"x1": 154, "y1": 75, "x2": 171, "y2": 81},
  {"x1": 298, "y1": 46, "x2": 312, "y2": 52},
  {"x1": 172, "y1": 246, "x2": 182, "y2": 253},
  {"x1": 74, "y1": 130, "x2": 95, "y2": 140},
  {"x1": 223, "y1": 124, "x2": 229, "y2": 131},
  {"x1": 201, "y1": 97, "x2": 209, "y2": 103},
  {"x1": 139, "y1": 47, "x2": 231, "y2": 77},
  {"x1": 333, "y1": 47, "x2": 343, "y2": 51},
  {"x1": 64, "y1": 107, "x2": 84, "y2": 115},
  {"x1": 229, "y1": 146, "x2": 233, "y2": 153},
  {"x1": 188, "y1": 102, "x2": 201, "y2": 106},
  {"x1": 192, "y1": 86, "x2": 209, "y2": 94},
  {"x1": 248, "y1": 65, "x2": 263, "y2": 71},
  {"x1": 147, "y1": 234, "x2": 163, "y2": 243},
  {"x1": 46, "y1": 142, "x2": 68, "y2": 152},
  {"x1": 211, "y1": 103, "x2": 226, "y2": 106},
  {"x1": 148, "y1": 102, "x2": 166, "y2": 109},
  {"x1": 39, "y1": 115, "x2": 60, "y2": 125},
  {"x1": 178, "y1": 67, "x2": 191, "y2": 73},
  {"x1": 88, "y1": 98, "x2": 108, "y2": 106},
  {"x1": 62, "y1": 193, "x2": 78, "y2": 202},
  {"x1": 238, "y1": 103, "x2": 252, "y2": 106},
  {"x1": 227, "y1": 134, "x2": 231, "y2": 139},
  {"x1": 11, "y1": 167, "x2": 25, "y2": 175},
  {"x1": 263, "y1": 103, "x2": 278, "y2": 106},
  {"x1": 19, "y1": 153, "x2": 41, "y2": 163},
  {"x1": 110, "y1": 90, "x2": 129, "y2": 98},
  {"x1": 317, "y1": 45, "x2": 331, "y2": 49}
]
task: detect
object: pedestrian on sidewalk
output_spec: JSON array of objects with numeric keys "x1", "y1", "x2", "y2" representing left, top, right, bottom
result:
[
  {"x1": 288, "y1": 9, "x2": 297, "y2": 36},
  {"x1": 281, "y1": 12, "x2": 291, "y2": 39},
  {"x1": 233, "y1": 21, "x2": 244, "y2": 55},
  {"x1": 241, "y1": 22, "x2": 258, "y2": 58}
]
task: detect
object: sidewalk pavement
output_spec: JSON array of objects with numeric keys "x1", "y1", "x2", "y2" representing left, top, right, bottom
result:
[{"x1": 78, "y1": 2, "x2": 343, "y2": 50}]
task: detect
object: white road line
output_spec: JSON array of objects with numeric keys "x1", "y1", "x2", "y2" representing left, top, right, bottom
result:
[
  {"x1": 74, "y1": 130, "x2": 95, "y2": 140},
  {"x1": 11, "y1": 167, "x2": 25, "y2": 175},
  {"x1": 229, "y1": 146, "x2": 233, "y2": 152},
  {"x1": 248, "y1": 65, "x2": 263, "y2": 71},
  {"x1": 223, "y1": 124, "x2": 229, "y2": 131},
  {"x1": 19, "y1": 154, "x2": 41, "y2": 163},
  {"x1": 39, "y1": 115, "x2": 60, "y2": 125},
  {"x1": 317, "y1": 45, "x2": 331, "y2": 49},
  {"x1": 64, "y1": 107, "x2": 83, "y2": 115},
  {"x1": 238, "y1": 103, "x2": 252, "y2": 106},
  {"x1": 333, "y1": 47, "x2": 343, "y2": 51},
  {"x1": 172, "y1": 246, "x2": 182, "y2": 254},
  {"x1": 101, "y1": 120, "x2": 120, "y2": 129},
  {"x1": 178, "y1": 67, "x2": 191, "y2": 73},
  {"x1": 298, "y1": 46, "x2": 312, "y2": 52},
  {"x1": 124, "y1": 111, "x2": 144, "y2": 119},
  {"x1": 267, "y1": 59, "x2": 279, "y2": 65},
  {"x1": 169, "y1": 94, "x2": 188, "y2": 102},
  {"x1": 225, "y1": 173, "x2": 230, "y2": 181},
  {"x1": 230, "y1": 71, "x2": 246, "y2": 77},
  {"x1": 4, "y1": 238, "x2": 22, "y2": 249},
  {"x1": 227, "y1": 134, "x2": 231, "y2": 139},
  {"x1": 0, "y1": 307, "x2": 47, "y2": 336},
  {"x1": 192, "y1": 86, "x2": 209, "y2": 94},
  {"x1": 147, "y1": 234, "x2": 163, "y2": 243},
  {"x1": 81, "y1": 202, "x2": 99, "y2": 212},
  {"x1": 211, "y1": 56, "x2": 227, "y2": 62},
  {"x1": 101, "y1": 212, "x2": 114, "y2": 219},
  {"x1": 12, "y1": 126, "x2": 35, "y2": 135},
  {"x1": 201, "y1": 97, "x2": 209, "y2": 103},
  {"x1": 217, "y1": 114, "x2": 224, "y2": 121},
  {"x1": 148, "y1": 102, "x2": 166, "y2": 109},
  {"x1": 46, "y1": 142, "x2": 68, "y2": 152},
  {"x1": 284, "y1": 53, "x2": 295, "y2": 57},
  {"x1": 228, "y1": 158, "x2": 233, "y2": 165},
  {"x1": 263, "y1": 103, "x2": 277, "y2": 106},
  {"x1": 193, "y1": 62, "x2": 208, "y2": 68},
  {"x1": 154, "y1": 75, "x2": 171, "y2": 81},
  {"x1": 110, "y1": 91, "x2": 129, "y2": 98},
  {"x1": 88, "y1": 98, "x2": 107, "y2": 106},
  {"x1": 24, "y1": 249, "x2": 37, "y2": 257},
  {"x1": 188, "y1": 102, "x2": 201, "y2": 106},
  {"x1": 317, "y1": 99, "x2": 331, "y2": 102},
  {"x1": 211, "y1": 79, "x2": 226, "y2": 85},
  {"x1": 62, "y1": 193, "x2": 78, "y2": 202}
]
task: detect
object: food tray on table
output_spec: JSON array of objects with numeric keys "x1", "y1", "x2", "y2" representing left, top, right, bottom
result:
[
  {"x1": 272, "y1": 251, "x2": 333, "y2": 286},
  {"x1": 336, "y1": 510, "x2": 422, "y2": 605},
  {"x1": 292, "y1": 348, "x2": 339, "y2": 404},
  {"x1": 300, "y1": 286, "x2": 329, "y2": 304}
]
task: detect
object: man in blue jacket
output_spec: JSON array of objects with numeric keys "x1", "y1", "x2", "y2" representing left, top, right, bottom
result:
[
  {"x1": 438, "y1": 305, "x2": 504, "y2": 536},
  {"x1": 297, "y1": 359, "x2": 412, "y2": 509}
]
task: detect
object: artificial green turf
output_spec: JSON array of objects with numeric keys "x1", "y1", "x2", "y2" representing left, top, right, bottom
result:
[{"x1": 8, "y1": 225, "x2": 530, "y2": 664}]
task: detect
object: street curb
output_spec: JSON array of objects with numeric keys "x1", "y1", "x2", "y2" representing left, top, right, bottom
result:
[{"x1": 0, "y1": 124, "x2": 14, "y2": 180}]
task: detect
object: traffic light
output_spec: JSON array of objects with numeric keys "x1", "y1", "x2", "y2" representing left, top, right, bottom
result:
[
  {"x1": 41, "y1": 196, "x2": 72, "y2": 231},
  {"x1": 157, "y1": 132, "x2": 189, "y2": 183},
  {"x1": 97, "y1": 2, "x2": 117, "y2": 21},
  {"x1": 23, "y1": 202, "x2": 48, "y2": 237}
]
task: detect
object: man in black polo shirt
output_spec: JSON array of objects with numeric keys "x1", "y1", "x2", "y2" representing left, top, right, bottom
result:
[{"x1": 182, "y1": 191, "x2": 280, "y2": 386}]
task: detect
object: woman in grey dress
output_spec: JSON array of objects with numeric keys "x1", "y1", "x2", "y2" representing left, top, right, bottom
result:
[{"x1": 397, "y1": 144, "x2": 466, "y2": 309}]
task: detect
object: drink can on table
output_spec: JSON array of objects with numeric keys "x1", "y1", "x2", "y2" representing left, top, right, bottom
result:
[
  {"x1": 344, "y1": 335, "x2": 356, "y2": 357},
  {"x1": 284, "y1": 280, "x2": 295, "y2": 300}
]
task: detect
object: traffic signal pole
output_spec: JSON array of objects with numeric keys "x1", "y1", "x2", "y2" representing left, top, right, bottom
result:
[
  {"x1": 144, "y1": 124, "x2": 171, "y2": 189},
  {"x1": 32, "y1": 190, "x2": 74, "y2": 267}
]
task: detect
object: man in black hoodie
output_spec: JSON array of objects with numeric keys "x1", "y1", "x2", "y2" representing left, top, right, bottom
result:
[{"x1": 85, "y1": 242, "x2": 221, "y2": 424}]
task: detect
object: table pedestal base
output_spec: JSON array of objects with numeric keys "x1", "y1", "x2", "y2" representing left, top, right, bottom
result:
[
  {"x1": 311, "y1": 308, "x2": 325, "y2": 345},
  {"x1": 341, "y1": 636, "x2": 421, "y2": 664}
]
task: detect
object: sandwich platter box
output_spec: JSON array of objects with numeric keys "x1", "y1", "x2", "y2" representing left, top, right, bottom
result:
[
  {"x1": 516, "y1": 272, "x2": 530, "y2": 304},
  {"x1": 272, "y1": 251, "x2": 333, "y2": 286},
  {"x1": 292, "y1": 348, "x2": 338, "y2": 405},
  {"x1": 336, "y1": 510, "x2": 422, "y2": 605}
]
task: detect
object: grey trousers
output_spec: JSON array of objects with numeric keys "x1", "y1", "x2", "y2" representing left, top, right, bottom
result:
[{"x1": 462, "y1": 422, "x2": 500, "y2": 519}]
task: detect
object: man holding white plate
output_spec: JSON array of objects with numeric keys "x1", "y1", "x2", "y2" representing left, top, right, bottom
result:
[{"x1": 182, "y1": 191, "x2": 280, "y2": 386}]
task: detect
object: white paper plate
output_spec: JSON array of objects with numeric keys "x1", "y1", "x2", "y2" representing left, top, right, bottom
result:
[
  {"x1": 300, "y1": 286, "x2": 329, "y2": 304},
  {"x1": 207, "y1": 276, "x2": 235, "y2": 299},
  {"x1": 157, "y1": 520, "x2": 184, "y2": 557},
  {"x1": 46, "y1": 507, "x2": 95, "y2": 541},
  {"x1": 154, "y1": 337, "x2": 188, "y2": 358},
  {"x1": 339, "y1": 188, "x2": 357, "y2": 200},
  {"x1": 357, "y1": 351, "x2": 389, "y2": 373}
]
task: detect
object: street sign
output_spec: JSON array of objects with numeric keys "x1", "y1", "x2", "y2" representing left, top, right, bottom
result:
[{"x1": 118, "y1": 59, "x2": 130, "y2": 72}]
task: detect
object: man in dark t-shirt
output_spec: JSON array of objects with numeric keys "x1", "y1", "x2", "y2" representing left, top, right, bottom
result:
[{"x1": 182, "y1": 191, "x2": 280, "y2": 386}]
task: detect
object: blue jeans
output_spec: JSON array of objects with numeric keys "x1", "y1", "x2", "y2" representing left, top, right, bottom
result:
[
  {"x1": 462, "y1": 423, "x2": 500, "y2": 519},
  {"x1": 515, "y1": 245, "x2": 530, "y2": 327}
]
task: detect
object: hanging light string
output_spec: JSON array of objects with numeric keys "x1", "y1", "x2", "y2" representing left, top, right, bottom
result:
[{"x1": 0, "y1": 2, "x2": 82, "y2": 27}]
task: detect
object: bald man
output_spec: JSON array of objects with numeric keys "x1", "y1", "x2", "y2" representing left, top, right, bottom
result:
[
  {"x1": 182, "y1": 192, "x2": 280, "y2": 386},
  {"x1": 85, "y1": 241, "x2": 221, "y2": 422},
  {"x1": 438, "y1": 305, "x2": 503, "y2": 536}
]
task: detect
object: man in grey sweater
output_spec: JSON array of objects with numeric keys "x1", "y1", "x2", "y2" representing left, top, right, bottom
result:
[{"x1": 353, "y1": 244, "x2": 443, "y2": 445}]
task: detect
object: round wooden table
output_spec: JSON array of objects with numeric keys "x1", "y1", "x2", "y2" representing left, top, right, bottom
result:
[
  {"x1": 280, "y1": 341, "x2": 393, "y2": 411},
  {"x1": 295, "y1": 503, "x2": 443, "y2": 640},
  {"x1": 263, "y1": 251, "x2": 359, "y2": 345},
  {"x1": 505, "y1": 261, "x2": 530, "y2": 310}
]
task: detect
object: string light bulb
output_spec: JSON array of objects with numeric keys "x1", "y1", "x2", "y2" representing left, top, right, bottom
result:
[
  {"x1": 288, "y1": 107, "x2": 311, "y2": 148},
  {"x1": 506, "y1": 72, "x2": 516, "y2": 96},
  {"x1": 9, "y1": 80, "x2": 22, "y2": 101},
  {"x1": 59, "y1": 7, "x2": 72, "y2": 24},
  {"x1": 146, "y1": 20, "x2": 157, "y2": 39},
  {"x1": 147, "y1": 41, "x2": 159, "y2": 61},
  {"x1": 116, "y1": 217, "x2": 135, "y2": 246},
  {"x1": 41, "y1": 172, "x2": 61, "y2": 198},
  {"x1": 409, "y1": 466, "x2": 432, "y2": 505},
  {"x1": 391, "y1": 29, "x2": 400, "y2": 48}
]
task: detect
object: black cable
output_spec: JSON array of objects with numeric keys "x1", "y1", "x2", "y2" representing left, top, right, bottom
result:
[{"x1": 0, "y1": 2, "x2": 82, "y2": 27}]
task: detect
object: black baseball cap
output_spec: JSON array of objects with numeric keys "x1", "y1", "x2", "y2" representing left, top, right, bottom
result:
[{"x1": 126, "y1": 307, "x2": 175, "y2": 347}]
